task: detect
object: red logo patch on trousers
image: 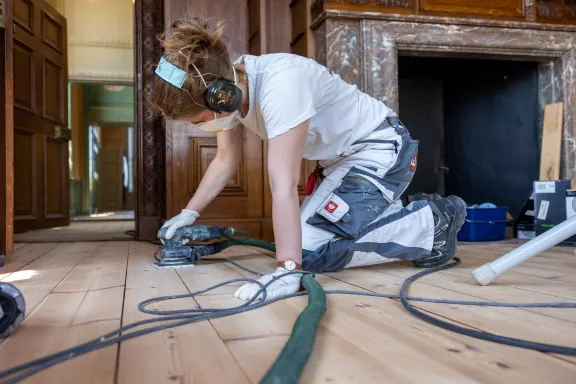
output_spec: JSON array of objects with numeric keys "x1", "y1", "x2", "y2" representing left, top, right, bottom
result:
[
  {"x1": 324, "y1": 201, "x2": 338, "y2": 214},
  {"x1": 410, "y1": 152, "x2": 418, "y2": 172}
]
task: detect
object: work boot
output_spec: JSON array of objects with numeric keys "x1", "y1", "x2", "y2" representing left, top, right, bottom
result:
[{"x1": 413, "y1": 195, "x2": 467, "y2": 268}]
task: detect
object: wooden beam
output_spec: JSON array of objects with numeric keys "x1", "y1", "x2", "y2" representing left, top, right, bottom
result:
[
  {"x1": 70, "y1": 84, "x2": 84, "y2": 181},
  {"x1": 134, "y1": 0, "x2": 165, "y2": 240},
  {"x1": 540, "y1": 102, "x2": 563, "y2": 181},
  {"x1": 0, "y1": 0, "x2": 14, "y2": 264}
]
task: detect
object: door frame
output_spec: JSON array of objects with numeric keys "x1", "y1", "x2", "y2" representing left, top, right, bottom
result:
[
  {"x1": 1, "y1": 0, "x2": 14, "y2": 264},
  {"x1": 134, "y1": 0, "x2": 165, "y2": 240}
]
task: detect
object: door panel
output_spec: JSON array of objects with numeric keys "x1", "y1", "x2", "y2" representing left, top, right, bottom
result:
[
  {"x1": 14, "y1": 0, "x2": 33, "y2": 31},
  {"x1": 13, "y1": 41, "x2": 34, "y2": 111},
  {"x1": 167, "y1": 124, "x2": 264, "y2": 238},
  {"x1": 43, "y1": 58, "x2": 63, "y2": 122},
  {"x1": 13, "y1": 0, "x2": 69, "y2": 233},
  {"x1": 97, "y1": 148, "x2": 124, "y2": 212},
  {"x1": 14, "y1": 129, "x2": 35, "y2": 218},
  {"x1": 45, "y1": 137, "x2": 66, "y2": 218}
]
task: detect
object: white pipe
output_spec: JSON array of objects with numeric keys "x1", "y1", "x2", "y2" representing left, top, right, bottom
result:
[{"x1": 472, "y1": 215, "x2": 576, "y2": 286}]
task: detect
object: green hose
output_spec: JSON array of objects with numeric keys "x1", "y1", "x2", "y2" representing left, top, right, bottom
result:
[
  {"x1": 214, "y1": 238, "x2": 277, "y2": 253},
  {"x1": 259, "y1": 274, "x2": 327, "y2": 384},
  {"x1": 214, "y1": 237, "x2": 328, "y2": 383}
]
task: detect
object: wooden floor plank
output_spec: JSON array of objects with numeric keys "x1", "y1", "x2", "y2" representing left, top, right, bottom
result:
[
  {"x1": 13, "y1": 222, "x2": 134, "y2": 243},
  {"x1": 456, "y1": 248, "x2": 576, "y2": 285},
  {"x1": 325, "y1": 266, "x2": 576, "y2": 362},
  {"x1": 0, "y1": 241, "x2": 129, "y2": 383},
  {"x1": 53, "y1": 242, "x2": 130, "y2": 293},
  {"x1": 0, "y1": 243, "x2": 60, "y2": 279},
  {"x1": 208, "y1": 248, "x2": 576, "y2": 383},
  {"x1": 116, "y1": 241, "x2": 251, "y2": 384},
  {"x1": 0, "y1": 287, "x2": 124, "y2": 383},
  {"x1": 2, "y1": 241, "x2": 574, "y2": 383},
  {"x1": 1, "y1": 243, "x2": 95, "y2": 315},
  {"x1": 365, "y1": 263, "x2": 576, "y2": 323}
]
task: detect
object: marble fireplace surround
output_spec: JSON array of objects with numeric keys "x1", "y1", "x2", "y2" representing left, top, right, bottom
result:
[{"x1": 313, "y1": 14, "x2": 576, "y2": 178}]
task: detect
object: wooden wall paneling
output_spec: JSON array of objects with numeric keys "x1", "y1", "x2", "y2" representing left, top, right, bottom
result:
[
  {"x1": 291, "y1": 0, "x2": 315, "y2": 58},
  {"x1": 267, "y1": 0, "x2": 292, "y2": 53},
  {"x1": 248, "y1": 0, "x2": 316, "y2": 241},
  {"x1": 311, "y1": 0, "x2": 415, "y2": 21},
  {"x1": 135, "y1": 0, "x2": 165, "y2": 240},
  {"x1": 168, "y1": 123, "x2": 264, "y2": 238},
  {"x1": 420, "y1": 0, "x2": 525, "y2": 19},
  {"x1": 248, "y1": 0, "x2": 265, "y2": 55},
  {"x1": 1, "y1": 0, "x2": 15, "y2": 263},
  {"x1": 164, "y1": 0, "x2": 248, "y2": 58},
  {"x1": 310, "y1": 1, "x2": 563, "y2": 22},
  {"x1": 536, "y1": 0, "x2": 576, "y2": 24},
  {"x1": 164, "y1": 0, "x2": 269, "y2": 238}
]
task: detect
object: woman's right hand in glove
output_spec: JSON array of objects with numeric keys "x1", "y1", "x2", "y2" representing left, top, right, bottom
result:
[{"x1": 161, "y1": 209, "x2": 200, "y2": 240}]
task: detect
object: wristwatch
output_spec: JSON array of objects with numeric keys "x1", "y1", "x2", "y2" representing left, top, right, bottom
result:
[{"x1": 278, "y1": 260, "x2": 302, "y2": 271}]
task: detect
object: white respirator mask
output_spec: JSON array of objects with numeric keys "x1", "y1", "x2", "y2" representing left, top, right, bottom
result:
[{"x1": 196, "y1": 110, "x2": 242, "y2": 133}]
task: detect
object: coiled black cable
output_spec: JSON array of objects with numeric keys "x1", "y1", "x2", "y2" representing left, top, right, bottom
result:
[{"x1": 0, "y1": 257, "x2": 575, "y2": 383}]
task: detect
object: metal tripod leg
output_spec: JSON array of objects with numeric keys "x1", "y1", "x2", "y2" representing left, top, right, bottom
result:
[{"x1": 472, "y1": 215, "x2": 576, "y2": 286}]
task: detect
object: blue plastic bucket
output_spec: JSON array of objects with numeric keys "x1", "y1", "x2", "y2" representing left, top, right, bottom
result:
[{"x1": 457, "y1": 207, "x2": 508, "y2": 241}]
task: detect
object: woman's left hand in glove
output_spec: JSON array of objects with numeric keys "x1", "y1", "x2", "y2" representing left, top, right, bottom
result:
[{"x1": 234, "y1": 268, "x2": 302, "y2": 301}]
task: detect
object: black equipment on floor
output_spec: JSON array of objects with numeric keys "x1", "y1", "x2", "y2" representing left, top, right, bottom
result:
[{"x1": 0, "y1": 283, "x2": 26, "y2": 339}]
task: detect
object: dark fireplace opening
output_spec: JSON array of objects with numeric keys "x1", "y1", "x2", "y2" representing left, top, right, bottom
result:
[{"x1": 398, "y1": 56, "x2": 540, "y2": 218}]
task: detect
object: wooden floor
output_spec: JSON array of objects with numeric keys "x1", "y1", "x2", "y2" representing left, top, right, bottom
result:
[
  {"x1": 14, "y1": 221, "x2": 135, "y2": 243},
  {"x1": 0, "y1": 241, "x2": 575, "y2": 383}
]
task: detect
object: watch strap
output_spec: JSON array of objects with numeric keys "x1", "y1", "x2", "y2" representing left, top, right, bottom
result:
[{"x1": 277, "y1": 260, "x2": 302, "y2": 271}]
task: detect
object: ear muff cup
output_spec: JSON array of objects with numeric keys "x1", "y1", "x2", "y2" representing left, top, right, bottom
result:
[{"x1": 204, "y1": 78, "x2": 243, "y2": 113}]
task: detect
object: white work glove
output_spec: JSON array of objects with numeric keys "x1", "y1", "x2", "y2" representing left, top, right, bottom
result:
[
  {"x1": 234, "y1": 268, "x2": 302, "y2": 302},
  {"x1": 161, "y1": 209, "x2": 200, "y2": 241}
]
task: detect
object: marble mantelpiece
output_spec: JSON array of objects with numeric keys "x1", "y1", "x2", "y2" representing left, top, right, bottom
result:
[{"x1": 313, "y1": 12, "x2": 576, "y2": 178}]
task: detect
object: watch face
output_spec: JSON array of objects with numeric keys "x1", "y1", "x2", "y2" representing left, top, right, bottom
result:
[{"x1": 285, "y1": 260, "x2": 296, "y2": 271}]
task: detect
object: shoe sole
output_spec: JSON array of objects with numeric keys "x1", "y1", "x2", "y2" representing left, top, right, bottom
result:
[{"x1": 414, "y1": 195, "x2": 467, "y2": 268}]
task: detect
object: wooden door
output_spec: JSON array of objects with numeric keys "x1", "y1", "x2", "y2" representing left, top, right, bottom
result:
[
  {"x1": 1, "y1": 0, "x2": 15, "y2": 263},
  {"x1": 13, "y1": 0, "x2": 69, "y2": 233},
  {"x1": 97, "y1": 148, "x2": 124, "y2": 213}
]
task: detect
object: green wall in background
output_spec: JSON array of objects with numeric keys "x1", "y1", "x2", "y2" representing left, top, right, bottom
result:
[
  {"x1": 82, "y1": 84, "x2": 134, "y2": 125},
  {"x1": 71, "y1": 83, "x2": 135, "y2": 216}
]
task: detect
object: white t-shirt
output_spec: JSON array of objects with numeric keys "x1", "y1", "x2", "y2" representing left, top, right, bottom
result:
[{"x1": 234, "y1": 53, "x2": 393, "y2": 161}]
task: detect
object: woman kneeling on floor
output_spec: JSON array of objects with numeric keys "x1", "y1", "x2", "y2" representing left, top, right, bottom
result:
[{"x1": 147, "y1": 17, "x2": 467, "y2": 301}]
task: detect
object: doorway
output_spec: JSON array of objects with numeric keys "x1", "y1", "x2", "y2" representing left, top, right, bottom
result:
[{"x1": 14, "y1": 83, "x2": 136, "y2": 243}]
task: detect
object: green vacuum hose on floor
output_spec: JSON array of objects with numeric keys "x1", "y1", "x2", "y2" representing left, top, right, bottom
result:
[
  {"x1": 215, "y1": 237, "x2": 328, "y2": 383},
  {"x1": 260, "y1": 274, "x2": 327, "y2": 384}
]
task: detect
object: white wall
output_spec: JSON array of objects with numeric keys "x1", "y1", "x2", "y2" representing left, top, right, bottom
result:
[{"x1": 48, "y1": 0, "x2": 134, "y2": 83}]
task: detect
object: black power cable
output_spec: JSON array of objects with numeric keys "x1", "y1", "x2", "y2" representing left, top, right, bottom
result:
[
  {"x1": 0, "y1": 258, "x2": 575, "y2": 383},
  {"x1": 400, "y1": 257, "x2": 576, "y2": 356}
]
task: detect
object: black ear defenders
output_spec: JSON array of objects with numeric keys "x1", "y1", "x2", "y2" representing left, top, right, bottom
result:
[{"x1": 204, "y1": 78, "x2": 243, "y2": 113}]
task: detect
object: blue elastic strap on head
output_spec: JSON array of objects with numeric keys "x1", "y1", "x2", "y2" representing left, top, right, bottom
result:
[{"x1": 155, "y1": 57, "x2": 187, "y2": 88}]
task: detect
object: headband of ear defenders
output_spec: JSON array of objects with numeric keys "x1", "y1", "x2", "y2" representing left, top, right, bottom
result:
[{"x1": 154, "y1": 56, "x2": 242, "y2": 113}]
